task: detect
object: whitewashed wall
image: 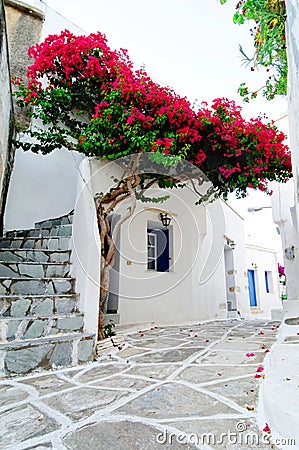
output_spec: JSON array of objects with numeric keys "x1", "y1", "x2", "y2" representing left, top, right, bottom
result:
[
  {"x1": 271, "y1": 112, "x2": 299, "y2": 317},
  {"x1": 4, "y1": 3, "x2": 85, "y2": 230},
  {"x1": 277, "y1": 0, "x2": 299, "y2": 316},
  {"x1": 246, "y1": 244, "x2": 281, "y2": 319},
  {"x1": 88, "y1": 158, "x2": 250, "y2": 326},
  {"x1": 223, "y1": 202, "x2": 251, "y2": 318},
  {"x1": 70, "y1": 158, "x2": 100, "y2": 334}
]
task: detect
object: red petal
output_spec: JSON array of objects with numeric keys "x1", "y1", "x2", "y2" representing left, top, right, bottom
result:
[{"x1": 263, "y1": 423, "x2": 271, "y2": 433}]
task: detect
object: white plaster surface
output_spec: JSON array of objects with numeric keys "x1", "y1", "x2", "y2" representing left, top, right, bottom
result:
[
  {"x1": 88, "y1": 158, "x2": 250, "y2": 327},
  {"x1": 258, "y1": 319, "x2": 299, "y2": 449},
  {"x1": 246, "y1": 244, "x2": 282, "y2": 319},
  {"x1": 71, "y1": 158, "x2": 100, "y2": 334}
]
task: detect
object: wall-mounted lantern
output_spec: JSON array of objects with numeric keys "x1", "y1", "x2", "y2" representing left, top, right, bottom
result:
[
  {"x1": 159, "y1": 212, "x2": 172, "y2": 227},
  {"x1": 225, "y1": 235, "x2": 236, "y2": 250}
]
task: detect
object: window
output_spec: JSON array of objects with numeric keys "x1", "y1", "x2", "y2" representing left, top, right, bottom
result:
[
  {"x1": 265, "y1": 271, "x2": 273, "y2": 293},
  {"x1": 147, "y1": 232, "x2": 157, "y2": 270},
  {"x1": 147, "y1": 228, "x2": 170, "y2": 272}
]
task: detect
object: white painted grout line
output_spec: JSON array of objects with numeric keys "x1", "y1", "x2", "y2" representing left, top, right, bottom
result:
[
  {"x1": 166, "y1": 321, "x2": 246, "y2": 382},
  {"x1": 175, "y1": 379, "x2": 253, "y2": 416}
]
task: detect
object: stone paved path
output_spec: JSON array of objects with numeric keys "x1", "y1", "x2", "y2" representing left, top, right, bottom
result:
[{"x1": 0, "y1": 319, "x2": 280, "y2": 449}]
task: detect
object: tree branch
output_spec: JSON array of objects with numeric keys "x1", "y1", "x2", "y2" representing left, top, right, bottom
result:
[{"x1": 106, "y1": 178, "x2": 138, "y2": 266}]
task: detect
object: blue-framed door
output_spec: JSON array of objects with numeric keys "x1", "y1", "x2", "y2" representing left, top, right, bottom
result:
[{"x1": 248, "y1": 269, "x2": 257, "y2": 307}]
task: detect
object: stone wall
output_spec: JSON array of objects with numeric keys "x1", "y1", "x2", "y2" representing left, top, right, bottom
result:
[
  {"x1": 0, "y1": 0, "x2": 14, "y2": 234},
  {"x1": 4, "y1": 0, "x2": 44, "y2": 127}
]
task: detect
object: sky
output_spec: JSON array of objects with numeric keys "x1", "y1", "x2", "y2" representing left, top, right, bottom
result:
[
  {"x1": 43, "y1": 0, "x2": 287, "y2": 120},
  {"x1": 42, "y1": 0, "x2": 285, "y2": 256}
]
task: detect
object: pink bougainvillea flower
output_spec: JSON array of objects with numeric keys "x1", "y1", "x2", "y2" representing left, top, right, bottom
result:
[
  {"x1": 255, "y1": 374, "x2": 262, "y2": 379},
  {"x1": 15, "y1": 29, "x2": 292, "y2": 201},
  {"x1": 265, "y1": 349, "x2": 270, "y2": 353},
  {"x1": 256, "y1": 366, "x2": 264, "y2": 372},
  {"x1": 263, "y1": 423, "x2": 271, "y2": 433},
  {"x1": 246, "y1": 353, "x2": 255, "y2": 357}
]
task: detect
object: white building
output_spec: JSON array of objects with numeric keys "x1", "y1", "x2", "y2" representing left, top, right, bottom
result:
[
  {"x1": 70, "y1": 157, "x2": 254, "y2": 330},
  {"x1": 271, "y1": 113, "x2": 299, "y2": 318},
  {"x1": 245, "y1": 244, "x2": 281, "y2": 318}
]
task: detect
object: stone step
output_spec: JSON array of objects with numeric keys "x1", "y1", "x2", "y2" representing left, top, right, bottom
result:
[
  {"x1": 35, "y1": 211, "x2": 74, "y2": 229},
  {"x1": 0, "y1": 294, "x2": 79, "y2": 318},
  {"x1": 0, "y1": 313, "x2": 84, "y2": 341},
  {"x1": 0, "y1": 236, "x2": 71, "y2": 251},
  {"x1": 0, "y1": 262, "x2": 71, "y2": 278},
  {"x1": 0, "y1": 277, "x2": 75, "y2": 296},
  {"x1": 0, "y1": 332, "x2": 95, "y2": 376},
  {"x1": 5, "y1": 224, "x2": 73, "y2": 239},
  {"x1": 0, "y1": 249, "x2": 71, "y2": 263}
]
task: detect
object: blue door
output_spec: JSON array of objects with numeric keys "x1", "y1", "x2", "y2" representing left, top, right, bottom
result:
[{"x1": 248, "y1": 270, "x2": 257, "y2": 306}]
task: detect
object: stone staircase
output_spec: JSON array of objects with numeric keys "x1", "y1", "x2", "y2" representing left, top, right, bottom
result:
[{"x1": 0, "y1": 212, "x2": 96, "y2": 377}]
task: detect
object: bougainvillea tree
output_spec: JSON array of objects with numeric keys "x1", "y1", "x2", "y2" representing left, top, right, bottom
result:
[{"x1": 13, "y1": 30, "x2": 291, "y2": 339}]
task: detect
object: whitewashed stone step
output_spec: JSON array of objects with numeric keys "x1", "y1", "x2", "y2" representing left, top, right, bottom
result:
[
  {"x1": 0, "y1": 332, "x2": 95, "y2": 376},
  {"x1": 0, "y1": 277, "x2": 75, "y2": 295},
  {"x1": 1, "y1": 313, "x2": 84, "y2": 341},
  {"x1": 0, "y1": 294, "x2": 79, "y2": 317},
  {"x1": 35, "y1": 211, "x2": 73, "y2": 229},
  {"x1": 0, "y1": 262, "x2": 71, "y2": 278},
  {"x1": 0, "y1": 249, "x2": 71, "y2": 263},
  {"x1": 0, "y1": 236, "x2": 71, "y2": 250},
  {"x1": 5, "y1": 224, "x2": 73, "y2": 239}
]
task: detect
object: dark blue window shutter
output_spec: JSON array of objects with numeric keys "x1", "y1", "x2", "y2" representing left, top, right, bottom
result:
[
  {"x1": 147, "y1": 228, "x2": 170, "y2": 272},
  {"x1": 265, "y1": 271, "x2": 269, "y2": 293},
  {"x1": 157, "y1": 229, "x2": 169, "y2": 272}
]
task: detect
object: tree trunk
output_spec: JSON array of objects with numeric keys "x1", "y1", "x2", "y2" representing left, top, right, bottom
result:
[{"x1": 96, "y1": 177, "x2": 138, "y2": 340}]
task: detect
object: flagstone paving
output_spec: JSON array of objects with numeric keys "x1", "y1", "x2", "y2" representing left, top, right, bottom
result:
[{"x1": 0, "y1": 319, "x2": 280, "y2": 449}]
